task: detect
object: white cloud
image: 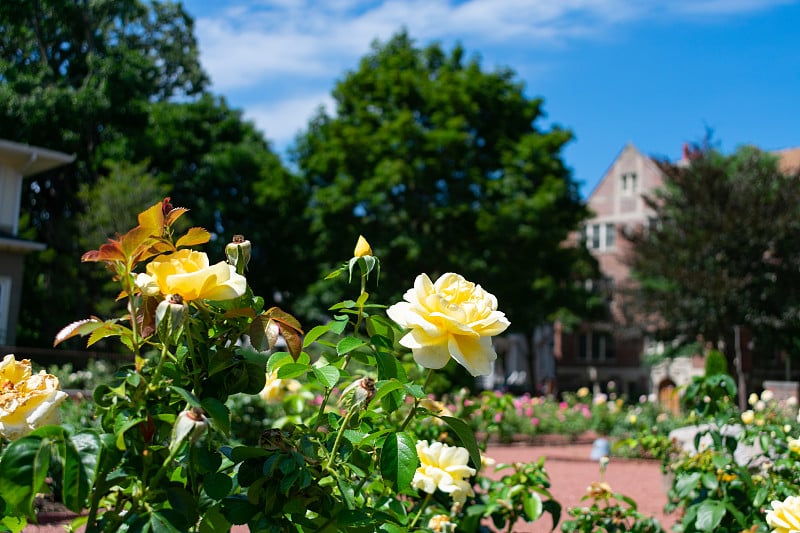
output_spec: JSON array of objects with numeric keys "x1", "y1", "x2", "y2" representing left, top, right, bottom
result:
[
  {"x1": 244, "y1": 92, "x2": 335, "y2": 148},
  {"x1": 187, "y1": 0, "x2": 798, "y2": 146}
]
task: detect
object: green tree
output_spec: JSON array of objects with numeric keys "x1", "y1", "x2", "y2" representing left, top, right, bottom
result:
[
  {"x1": 294, "y1": 31, "x2": 597, "y2": 332},
  {"x1": 132, "y1": 95, "x2": 312, "y2": 308},
  {"x1": 627, "y1": 143, "x2": 800, "y2": 364},
  {"x1": 0, "y1": 1, "x2": 303, "y2": 346}
]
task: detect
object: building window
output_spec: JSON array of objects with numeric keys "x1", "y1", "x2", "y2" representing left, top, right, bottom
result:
[
  {"x1": 585, "y1": 223, "x2": 616, "y2": 251},
  {"x1": 620, "y1": 172, "x2": 638, "y2": 196},
  {"x1": 578, "y1": 331, "x2": 615, "y2": 361},
  {"x1": 605, "y1": 223, "x2": 615, "y2": 248}
]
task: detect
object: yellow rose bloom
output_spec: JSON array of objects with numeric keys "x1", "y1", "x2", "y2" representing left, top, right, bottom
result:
[
  {"x1": 767, "y1": 495, "x2": 800, "y2": 533},
  {"x1": 741, "y1": 410, "x2": 755, "y2": 425},
  {"x1": 353, "y1": 235, "x2": 373, "y2": 257},
  {"x1": 137, "y1": 249, "x2": 247, "y2": 301},
  {"x1": 0, "y1": 354, "x2": 68, "y2": 440},
  {"x1": 577, "y1": 386, "x2": 590, "y2": 398},
  {"x1": 259, "y1": 372, "x2": 301, "y2": 405},
  {"x1": 386, "y1": 273, "x2": 510, "y2": 376},
  {"x1": 412, "y1": 440, "x2": 476, "y2": 504}
]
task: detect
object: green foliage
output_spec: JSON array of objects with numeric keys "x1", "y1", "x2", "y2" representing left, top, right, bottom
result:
[
  {"x1": 627, "y1": 141, "x2": 800, "y2": 360},
  {"x1": 681, "y1": 373, "x2": 737, "y2": 417},
  {"x1": 0, "y1": 200, "x2": 565, "y2": 532},
  {"x1": 561, "y1": 480, "x2": 663, "y2": 533},
  {"x1": 704, "y1": 349, "x2": 728, "y2": 376},
  {"x1": 665, "y1": 390, "x2": 800, "y2": 532},
  {"x1": 294, "y1": 30, "x2": 599, "y2": 330}
]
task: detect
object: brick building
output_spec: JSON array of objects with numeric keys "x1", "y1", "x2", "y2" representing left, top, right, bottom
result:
[{"x1": 553, "y1": 143, "x2": 800, "y2": 401}]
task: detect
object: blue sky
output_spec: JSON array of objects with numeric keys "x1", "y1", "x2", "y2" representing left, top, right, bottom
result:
[{"x1": 181, "y1": 0, "x2": 800, "y2": 197}]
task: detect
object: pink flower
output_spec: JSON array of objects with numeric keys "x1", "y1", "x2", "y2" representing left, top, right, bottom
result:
[
  {"x1": 524, "y1": 407, "x2": 534, "y2": 418},
  {"x1": 494, "y1": 413, "x2": 503, "y2": 423},
  {"x1": 532, "y1": 417, "x2": 540, "y2": 426},
  {"x1": 559, "y1": 402, "x2": 568, "y2": 410}
]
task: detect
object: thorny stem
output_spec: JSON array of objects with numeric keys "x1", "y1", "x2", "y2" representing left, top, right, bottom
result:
[
  {"x1": 324, "y1": 408, "x2": 356, "y2": 472},
  {"x1": 400, "y1": 368, "x2": 435, "y2": 431}
]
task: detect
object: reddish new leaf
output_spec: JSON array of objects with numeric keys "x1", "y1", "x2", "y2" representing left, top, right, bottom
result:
[{"x1": 54, "y1": 318, "x2": 104, "y2": 346}]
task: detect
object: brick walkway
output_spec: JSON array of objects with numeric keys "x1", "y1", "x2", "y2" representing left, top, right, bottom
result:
[{"x1": 25, "y1": 444, "x2": 676, "y2": 532}]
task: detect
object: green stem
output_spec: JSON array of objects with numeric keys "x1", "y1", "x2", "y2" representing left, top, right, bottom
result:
[
  {"x1": 400, "y1": 369, "x2": 435, "y2": 431},
  {"x1": 408, "y1": 492, "x2": 432, "y2": 530},
  {"x1": 324, "y1": 408, "x2": 356, "y2": 471},
  {"x1": 352, "y1": 273, "x2": 367, "y2": 336},
  {"x1": 312, "y1": 388, "x2": 332, "y2": 432}
]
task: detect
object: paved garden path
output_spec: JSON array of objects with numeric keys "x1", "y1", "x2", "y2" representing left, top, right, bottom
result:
[
  {"x1": 485, "y1": 443, "x2": 676, "y2": 532},
  {"x1": 25, "y1": 444, "x2": 676, "y2": 532}
]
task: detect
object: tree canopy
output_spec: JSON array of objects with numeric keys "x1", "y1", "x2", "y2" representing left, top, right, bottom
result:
[
  {"x1": 294, "y1": 31, "x2": 598, "y2": 330},
  {"x1": 0, "y1": 0, "x2": 302, "y2": 346},
  {"x1": 626, "y1": 144, "x2": 800, "y2": 359}
]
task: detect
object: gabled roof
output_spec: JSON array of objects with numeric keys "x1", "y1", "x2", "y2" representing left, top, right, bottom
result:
[
  {"x1": 0, "y1": 139, "x2": 75, "y2": 177},
  {"x1": 586, "y1": 142, "x2": 665, "y2": 201}
]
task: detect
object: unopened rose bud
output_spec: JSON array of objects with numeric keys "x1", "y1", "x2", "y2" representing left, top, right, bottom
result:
[
  {"x1": 341, "y1": 376, "x2": 376, "y2": 409},
  {"x1": 170, "y1": 407, "x2": 208, "y2": 453},
  {"x1": 353, "y1": 235, "x2": 372, "y2": 257},
  {"x1": 347, "y1": 236, "x2": 380, "y2": 283},
  {"x1": 156, "y1": 294, "x2": 187, "y2": 344},
  {"x1": 226, "y1": 234, "x2": 251, "y2": 274}
]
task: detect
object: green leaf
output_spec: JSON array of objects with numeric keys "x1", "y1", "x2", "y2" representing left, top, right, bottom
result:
[
  {"x1": 61, "y1": 431, "x2": 101, "y2": 512},
  {"x1": 203, "y1": 472, "x2": 233, "y2": 500},
  {"x1": 0, "y1": 436, "x2": 50, "y2": 517},
  {"x1": 277, "y1": 363, "x2": 309, "y2": 379},
  {"x1": 365, "y1": 315, "x2": 396, "y2": 343},
  {"x1": 695, "y1": 500, "x2": 726, "y2": 531},
  {"x1": 372, "y1": 380, "x2": 405, "y2": 405},
  {"x1": 202, "y1": 397, "x2": 231, "y2": 437},
  {"x1": 170, "y1": 386, "x2": 202, "y2": 408},
  {"x1": 303, "y1": 323, "x2": 332, "y2": 347},
  {"x1": 522, "y1": 492, "x2": 543, "y2": 521},
  {"x1": 337, "y1": 336, "x2": 367, "y2": 355},
  {"x1": 267, "y1": 351, "x2": 293, "y2": 373},
  {"x1": 700, "y1": 472, "x2": 718, "y2": 491},
  {"x1": 147, "y1": 510, "x2": 185, "y2": 533},
  {"x1": 312, "y1": 365, "x2": 340, "y2": 388},
  {"x1": 198, "y1": 505, "x2": 231, "y2": 533},
  {"x1": 380, "y1": 432, "x2": 417, "y2": 491},
  {"x1": 675, "y1": 472, "x2": 701, "y2": 497},
  {"x1": 439, "y1": 416, "x2": 481, "y2": 470},
  {"x1": 220, "y1": 496, "x2": 259, "y2": 525}
]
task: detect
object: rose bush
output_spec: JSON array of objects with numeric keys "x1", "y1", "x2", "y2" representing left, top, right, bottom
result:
[{"x1": 0, "y1": 199, "x2": 560, "y2": 533}]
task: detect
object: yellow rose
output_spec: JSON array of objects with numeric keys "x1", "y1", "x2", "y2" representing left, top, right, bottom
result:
[
  {"x1": 386, "y1": 273, "x2": 510, "y2": 376},
  {"x1": 0, "y1": 354, "x2": 68, "y2": 440},
  {"x1": 767, "y1": 495, "x2": 800, "y2": 533},
  {"x1": 353, "y1": 235, "x2": 373, "y2": 257},
  {"x1": 412, "y1": 440, "x2": 476, "y2": 504},
  {"x1": 577, "y1": 386, "x2": 590, "y2": 398},
  {"x1": 741, "y1": 410, "x2": 755, "y2": 425},
  {"x1": 136, "y1": 249, "x2": 246, "y2": 301},
  {"x1": 259, "y1": 372, "x2": 301, "y2": 404}
]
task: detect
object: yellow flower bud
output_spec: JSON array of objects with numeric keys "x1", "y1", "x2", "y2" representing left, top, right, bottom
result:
[{"x1": 354, "y1": 235, "x2": 372, "y2": 257}]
